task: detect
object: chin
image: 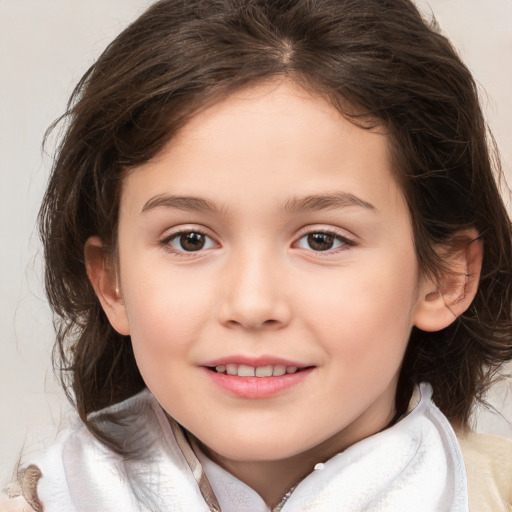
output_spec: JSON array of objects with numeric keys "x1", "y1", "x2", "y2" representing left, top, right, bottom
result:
[{"x1": 201, "y1": 433, "x2": 316, "y2": 464}]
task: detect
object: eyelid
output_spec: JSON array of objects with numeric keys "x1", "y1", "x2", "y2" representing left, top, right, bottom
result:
[
  {"x1": 295, "y1": 224, "x2": 357, "y2": 241},
  {"x1": 292, "y1": 225, "x2": 357, "y2": 253},
  {"x1": 159, "y1": 225, "x2": 220, "y2": 257}
]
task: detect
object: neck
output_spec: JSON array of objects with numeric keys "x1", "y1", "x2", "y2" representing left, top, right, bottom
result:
[{"x1": 194, "y1": 404, "x2": 397, "y2": 508}]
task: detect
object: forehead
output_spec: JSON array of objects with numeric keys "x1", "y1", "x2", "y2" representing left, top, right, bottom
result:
[{"x1": 120, "y1": 80, "x2": 405, "y2": 219}]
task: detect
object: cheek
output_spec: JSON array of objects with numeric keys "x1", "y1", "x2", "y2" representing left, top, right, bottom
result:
[
  {"x1": 120, "y1": 264, "x2": 214, "y2": 363},
  {"x1": 301, "y1": 254, "x2": 420, "y2": 363}
]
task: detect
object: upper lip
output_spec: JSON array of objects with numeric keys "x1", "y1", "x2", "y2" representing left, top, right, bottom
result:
[{"x1": 201, "y1": 355, "x2": 310, "y2": 368}]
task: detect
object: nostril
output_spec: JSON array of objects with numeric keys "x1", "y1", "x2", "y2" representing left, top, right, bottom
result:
[
  {"x1": 224, "y1": 318, "x2": 282, "y2": 330},
  {"x1": 254, "y1": 318, "x2": 283, "y2": 330}
]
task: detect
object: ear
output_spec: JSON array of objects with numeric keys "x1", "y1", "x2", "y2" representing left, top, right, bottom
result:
[
  {"x1": 84, "y1": 236, "x2": 130, "y2": 336},
  {"x1": 414, "y1": 230, "x2": 483, "y2": 332}
]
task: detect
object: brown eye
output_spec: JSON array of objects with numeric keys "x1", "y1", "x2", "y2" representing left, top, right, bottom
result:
[
  {"x1": 296, "y1": 231, "x2": 349, "y2": 252},
  {"x1": 179, "y1": 232, "x2": 206, "y2": 251},
  {"x1": 307, "y1": 233, "x2": 335, "y2": 251},
  {"x1": 165, "y1": 231, "x2": 216, "y2": 252}
]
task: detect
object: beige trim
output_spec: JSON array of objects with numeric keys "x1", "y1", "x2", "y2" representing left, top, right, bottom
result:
[
  {"x1": 168, "y1": 418, "x2": 221, "y2": 512},
  {"x1": 456, "y1": 431, "x2": 512, "y2": 512}
]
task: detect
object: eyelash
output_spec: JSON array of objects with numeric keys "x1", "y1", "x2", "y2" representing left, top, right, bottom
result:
[
  {"x1": 159, "y1": 228, "x2": 356, "y2": 257},
  {"x1": 293, "y1": 229, "x2": 356, "y2": 255},
  {"x1": 159, "y1": 229, "x2": 217, "y2": 257}
]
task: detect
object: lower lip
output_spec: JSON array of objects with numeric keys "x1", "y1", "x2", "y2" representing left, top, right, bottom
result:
[{"x1": 203, "y1": 367, "x2": 313, "y2": 399}]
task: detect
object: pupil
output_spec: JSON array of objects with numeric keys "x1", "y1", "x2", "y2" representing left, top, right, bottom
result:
[
  {"x1": 181, "y1": 232, "x2": 205, "y2": 251},
  {"x1": 308, "y1": 233, "x2": 334, "y2": 251}
]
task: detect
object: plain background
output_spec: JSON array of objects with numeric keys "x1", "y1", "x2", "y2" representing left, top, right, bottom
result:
[{"x1": 1, "y1": 0, "x2": 511, "y2": 488}]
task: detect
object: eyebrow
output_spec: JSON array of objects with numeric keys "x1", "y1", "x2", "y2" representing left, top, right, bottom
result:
[
  {"x1": 141, "y1": 191, "x2": 376, "y2": 215},
  {"x1": 141, "y1": 194, "x2": 219, "y2": 214},
  {"x1": 282, "y1": 192, "x2": 376, "y2": 214}
]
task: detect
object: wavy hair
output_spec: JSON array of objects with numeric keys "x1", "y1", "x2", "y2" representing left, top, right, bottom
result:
[{"x1": 40, "y1": 0, "x2": 512, "y2": 444}]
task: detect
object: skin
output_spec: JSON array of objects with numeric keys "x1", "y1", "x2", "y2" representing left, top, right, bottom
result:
[{"x1": 86, "y1": 80, "x2": 482, "y2": 507}]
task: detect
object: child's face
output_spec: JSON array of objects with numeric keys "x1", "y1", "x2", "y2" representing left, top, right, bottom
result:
[{"x1": 109, "y1": 81, "x2": 432, "y2": 467}]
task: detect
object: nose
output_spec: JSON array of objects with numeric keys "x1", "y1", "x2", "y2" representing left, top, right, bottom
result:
[{"x1": 217, "y1": 248, "x2": 291, "y2": 331}]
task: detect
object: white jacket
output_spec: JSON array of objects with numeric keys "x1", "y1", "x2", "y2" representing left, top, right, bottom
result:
[{"x1": 2, "y1": 384, "x2": 509, "y2": 512}]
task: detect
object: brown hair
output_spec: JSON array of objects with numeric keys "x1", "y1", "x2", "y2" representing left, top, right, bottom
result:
[{"x1": 40, "y1": 0, "x2": 512, "y2": 439}]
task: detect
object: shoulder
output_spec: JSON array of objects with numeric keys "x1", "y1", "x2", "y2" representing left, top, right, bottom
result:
[
  {"x1": 0, "y1": 415, "x2": 107, "y2": 511},
  {"x1": 1, "y1": 390, "x2": 165, "y2": 511},
  {"x1": 456, "y1": 430, "x2": 512, "y2": 512}
]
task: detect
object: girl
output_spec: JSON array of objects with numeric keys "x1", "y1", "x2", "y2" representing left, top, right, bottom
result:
[{"x1": 2, "y1": 0, "x2": 512, "y2": 510}]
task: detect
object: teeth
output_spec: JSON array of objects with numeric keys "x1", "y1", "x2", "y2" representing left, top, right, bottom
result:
[
  {"x1": 272, "y1": 365, "x2": 286, "y2": 376},
  {"x1": 238, "y1": 364, "x2": 255, "y2": 377},
  {"x1": 226, "y1": 364, "x2": 238, "y2": 375},
  {"x1": 255, "y1": 365, "x2": 273, "y2": 377},
  {"x1": 213, "y1": 364, "x2": 302, "y2": 377}
]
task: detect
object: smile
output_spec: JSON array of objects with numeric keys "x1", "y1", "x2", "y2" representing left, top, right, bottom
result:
[
  {"x1": 212, "y1": 364, "x2": 299, "y2": 377},
  {"x1": 202, "y1": 358, "x2": 314, "y2": 399}
]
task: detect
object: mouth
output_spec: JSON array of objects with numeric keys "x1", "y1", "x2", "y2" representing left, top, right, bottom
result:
[
  {"x1": 207, "y1": 363, "x2": 307, "y2": 377},
  {"x1": 202, "y1": 357, "x2": 314, "y2": 398}
]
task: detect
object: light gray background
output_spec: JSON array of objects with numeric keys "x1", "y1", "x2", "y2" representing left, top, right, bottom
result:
[{"x1": 1, "y1": 0, "x2": 511, "y2": 487}]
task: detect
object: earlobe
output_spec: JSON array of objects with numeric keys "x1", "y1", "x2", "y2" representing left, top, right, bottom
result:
[
  {"x1": 84, "y1": 236, "x2": 131, "y2": 336},
  {"x1": 414, "y1": 231, "x2": 483, "y2": 332}
]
